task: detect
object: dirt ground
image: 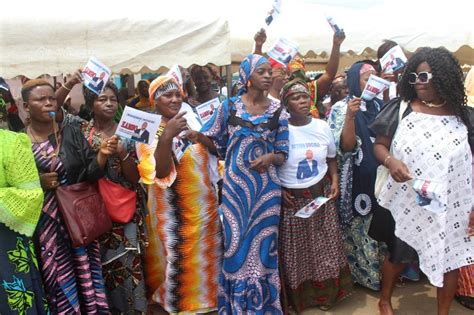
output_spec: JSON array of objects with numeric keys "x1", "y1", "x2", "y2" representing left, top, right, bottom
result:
[{"x1": 149, "y1": 278, "x2": 473, "y2": 315}]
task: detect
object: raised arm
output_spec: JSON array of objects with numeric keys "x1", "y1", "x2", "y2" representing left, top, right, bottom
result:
[
  {"x1": 253, "y1": 28, "x2": 267, "y2": 56},
  {"x1": 316, "y1": 31, "x2": 346, "y2": 98},
  {"x1": 55, "y1": 69, "x2": 83, "y2": 122}
]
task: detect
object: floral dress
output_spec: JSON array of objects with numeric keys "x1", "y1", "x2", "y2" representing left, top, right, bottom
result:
[{"x1": 82, "y1": 121, "x2": 148, "y2": 314}]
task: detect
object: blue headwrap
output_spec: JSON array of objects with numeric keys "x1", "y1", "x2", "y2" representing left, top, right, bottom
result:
[
  {"x1": 237, "y1": 54, "x2": 269, "y2": 95},
  {"x1": 344, "y1": 62, "x2": 383, "y2": 218}
]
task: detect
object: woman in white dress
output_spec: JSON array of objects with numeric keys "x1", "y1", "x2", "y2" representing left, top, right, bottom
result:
[{"x1": 370, "y1": 47, "x2": 474, "y2": 315}]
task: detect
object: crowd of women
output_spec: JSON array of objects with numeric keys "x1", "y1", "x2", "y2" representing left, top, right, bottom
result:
[{"x1": 1, "y1": 29, "x2": 474, "y2": 315}]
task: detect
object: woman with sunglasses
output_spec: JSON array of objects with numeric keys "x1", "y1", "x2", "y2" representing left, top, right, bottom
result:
[{"x1": 370, "y1": 47, "x2": 474, "y2": 315}]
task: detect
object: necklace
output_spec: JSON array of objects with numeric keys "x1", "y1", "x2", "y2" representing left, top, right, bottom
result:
[
  {"x1": 422, "y1": 100, "x2": 446, "y2": 108},
  {"x1": 27, "y1": 127, "x2": 59, "y2": 159},
  {"x1": 28, "y1": 127, "x2": 56, "y2": 159}
]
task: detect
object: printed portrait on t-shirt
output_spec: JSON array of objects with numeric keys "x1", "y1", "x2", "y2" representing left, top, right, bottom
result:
[{"x1": 296, "y1": 149, "x2": 319, "y2": 180}]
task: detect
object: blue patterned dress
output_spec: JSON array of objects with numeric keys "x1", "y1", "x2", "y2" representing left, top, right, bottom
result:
[{"x1": 202, "y1": 96, "x2": 289, "y2": 314}]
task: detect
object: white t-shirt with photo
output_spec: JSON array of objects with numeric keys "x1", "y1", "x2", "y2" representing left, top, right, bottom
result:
[{"x1": 278, "y1": 118, "x2": 336, "y2": 189}]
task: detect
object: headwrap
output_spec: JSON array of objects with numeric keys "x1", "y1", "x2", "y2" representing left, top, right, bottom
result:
[
  {"x1": 286, "y1": 57, "x2": 321, "y2": 117},
  {"x1": 148, "y1": 75, "x2": 181, "y2": 104},
  {"x1": 280, "y1": 78, "x2": 310, "y2": 106},
  {"x1": 237, "y1": 54, "x2": 270, "y2": 95},
  {"x1": 269, "y1": 57, "x2": 284, "y2": 70},
  {"x1": 288, "y1": 56, "x2": 305, "y2": 73},
  {"x1": 288, "y1": 56, "x2": 307, "y2": 82}
]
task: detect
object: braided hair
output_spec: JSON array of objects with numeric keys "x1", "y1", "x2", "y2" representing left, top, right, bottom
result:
[{"x1": 399, "y1": 47, "x2": 468, "y2": 125}]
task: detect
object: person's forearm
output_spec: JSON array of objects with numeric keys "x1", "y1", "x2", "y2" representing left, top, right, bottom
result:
[
  {"x1": 154, "y1": 134, "x2": 174, "y2": 178},
  {"x1": 119, "y1": 153, "x2": 140, "y2": 185},
  {"x1": 198, "y1": 133, "x2": 217, "y2": 155},
  {"x1": 55, "y1": 84, "x2": 73, "y2": 112},
  {"x1": 327, "y1": 158, "x2": 338, "y2": 183},
  {"x1": 272, "y1": 152, "x2": 285, "y2": 166},
  {"x1": 253, "y1": 44, "x2": 263, "y2": 55},
  {"x1": 340, "y1": 117, "x2": 357, "y2": 152},
  {"x1": 325, "y1": 42, "x2": 341, "y2": 80},
  {"x1": 96, "y1": 151, "x2": 108, "y2": 169},
  {"x1": 374, "y1": 142, "x2": 391, "y2": 166}
]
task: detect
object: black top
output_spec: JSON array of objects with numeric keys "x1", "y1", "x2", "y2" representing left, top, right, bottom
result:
[
  {"x1": 370, "y1": 97, "x2": 474, "y2": 150},
  {"x1": 369, "y1": 97, "x2": 412, "y2": 138},
  {"x1": 49, "y1": 120, "x2": 104, "y2": 185}
]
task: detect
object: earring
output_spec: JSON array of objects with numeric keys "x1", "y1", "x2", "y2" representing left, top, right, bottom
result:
[
  {"x1": 247, "y1": 80, "x2": 252, "y2": 88},
  {"x1": 25, "y1": 111, "x2": 31, "y2": 126}
]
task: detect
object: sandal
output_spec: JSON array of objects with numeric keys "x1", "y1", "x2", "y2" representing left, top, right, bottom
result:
[
  {"x1": 455, "y1": 295, "x2": 474, "y2": 310},
  {"x1": 318, "y1": 305, "x2": 332, "y2": 311}
]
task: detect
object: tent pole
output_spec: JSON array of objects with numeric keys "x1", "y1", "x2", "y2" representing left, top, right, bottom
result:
[{"x1": 226, "y1": 64, "x2": 232, "y2": 97}]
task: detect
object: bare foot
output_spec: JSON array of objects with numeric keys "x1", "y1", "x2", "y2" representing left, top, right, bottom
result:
[{"x1": 378, "y1": 301, "x2": 395, "y2": 315}]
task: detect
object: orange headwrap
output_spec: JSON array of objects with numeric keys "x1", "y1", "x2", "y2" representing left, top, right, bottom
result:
[
  {"x1": 288, "y1": 56, "x2": 306, "y2": 73},
  {"x1": 148, "y1": 75, "x2": 183, "y2": 105}
]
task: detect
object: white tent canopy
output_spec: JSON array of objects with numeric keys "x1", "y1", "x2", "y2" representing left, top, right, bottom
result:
[
  {"x1": 0, "y1": 1, "x2": 231, "y2": 78},
  {"x1": 229, "y1": 0, "x2": 474, "y2": 64}
]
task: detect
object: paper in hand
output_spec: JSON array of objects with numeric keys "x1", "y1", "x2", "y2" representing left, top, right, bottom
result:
[
  {"x1": 294, "y1": 196, "x2": 330, "y2": 218},
  {"x1": 82, "y1": 57, "x2": 111, "y2": 96},
  {"x1": 380, "y1": 45, "x2": 407, "y2": 74},
  {"x1": 361, "y1": 74, "x2": 391, "y2": 102},
  {"x1": 412, "y1": 179, "x2": 447, "y2": 214},
  {"x1": 116, "y1": 106, "x2": 162, "y2": 145},
  {"x1": 265, "y1": 0, "x2": 282, "y2": 26},
  {"x1": 267, "y1": 38, "x2": 299, "y2": 66},
  {"x1": 195, "y1": 97, "x2": 220, "y2": 126},
  {"x1": 167, "y1": 65, "x2": 183, "y2": 87}
]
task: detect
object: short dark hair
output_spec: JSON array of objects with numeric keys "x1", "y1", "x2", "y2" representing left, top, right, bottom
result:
[
  {"x1": 377, "y1": 40, "x2": 398, "y2": 60},
  {"x1": 399, "y1": 47, "x2": 468, "y2": 125},
  {"x1": 21, "y1": 79, "x2": 54, "y2": 102},
  {"x1": 83, "y1": 82, "x2": 120, "y2": 109}
]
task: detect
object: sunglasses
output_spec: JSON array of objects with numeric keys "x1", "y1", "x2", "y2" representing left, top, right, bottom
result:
[{"x1": 408, "y1": 72, "x2": 433, "y2": 84}]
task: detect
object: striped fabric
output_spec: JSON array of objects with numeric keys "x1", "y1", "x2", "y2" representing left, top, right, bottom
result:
[
  {"x1": 137, "y1": 140, "x2": 222, "y2": 314},
  {"x1": 32, "y1": 140, "x2": 109, "y2": 314},
  {"x1": 457, "y1": 264, "x2": 474, "y2": 297}
]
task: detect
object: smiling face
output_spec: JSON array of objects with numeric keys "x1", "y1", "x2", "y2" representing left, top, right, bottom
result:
[
  {"x1": 155, "y1": 89, "x2": 182, "y2": 120},
  {"x1": 192, "y1": 69, "x2": 213, "y2": 94},
  {"x1": 287, "y1": 92, "x2": 311, "y2": 118},
  {"x1": 24, "y1": 85, "x2": 57, "y2": 123},
  {"x1": 249, "y1": 63, "x2": 272, "y2": 91},
  {"x1": 92, "y1": 87, "x2": 118, "y2": 121},
  {"x1": 413, "y1": 62, "x2": 441, "y2": 103},
  {"x1": 137, "y1": 81, "x2": 150, "y2": 98}
]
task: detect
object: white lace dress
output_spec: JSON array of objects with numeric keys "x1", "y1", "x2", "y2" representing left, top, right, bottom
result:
[{"x1": 378, "y1": 112, "x2": 473, "y2": 287}]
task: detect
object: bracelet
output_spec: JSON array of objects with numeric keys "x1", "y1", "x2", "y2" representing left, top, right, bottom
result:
[
  {"x1": 120, "y1": 152, "x2": 131, "y2": 162},
  {"x1": 383, "y1": 155, "x2": 392, "y2": 167},
  {"x1": 61, "y1": 83, "x2": 72, "y2": 91}
]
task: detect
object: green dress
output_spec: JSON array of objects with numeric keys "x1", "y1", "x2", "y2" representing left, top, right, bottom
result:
[{"x1": 0, "y1": 130, "x2": 49, "y2": 315}]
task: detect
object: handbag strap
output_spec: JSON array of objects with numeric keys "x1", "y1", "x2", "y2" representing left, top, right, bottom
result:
[
  {"x1": 50, "y1": 128, "x2": 62, "y2": 173},
  {"x1": 388, "y1": 100, "x2": 409, "y2": 156}
]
